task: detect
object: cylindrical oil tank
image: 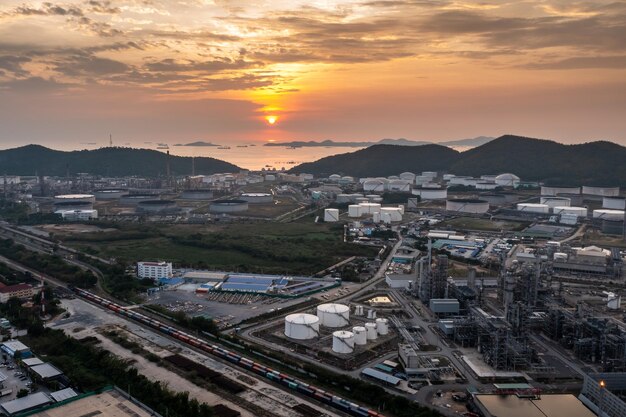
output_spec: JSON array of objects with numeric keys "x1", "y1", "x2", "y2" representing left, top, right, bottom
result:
[
  {"x1": 355, "y1": 197, "x2": 369, "y2": 204},
  {"x1": 553, "y1": 206, "x2": 588, "y2": 217},
  {"x1": 593, "y1": 209, "x2": 625, "y2": 221},
  {"x1": 137, "y1": 199, "x2": 177, "y2": 213},
  {"x1": 558, "y1": 193, "x2": 583, "y2": 206},
  {"x1": 517, "y1": 203, "x2": 550, "y2": 213},
  {"x1": 339, "y1": 176, "x2": 355, "y2": 185},
  {"x1": 324, "y1": 208, "x2": 339, "y2": 222},
  {"x1": 284, "y1": 313, "x2": 320, "y2": 340},
  {"x1": 209, "y1": 199, "x2": 249, "y2": 213},
  {"x1": 582, "y1": 186, "x2": 620, "y2": 197},
  {"x1": 363, "y1": 179, "x2": 385, "y2": 192},
  {"x1": 358, "y1": 203, "x2": 381, "y2": 215},
  {"x1": 541, "y1": 186, "x2": 581, "y2": 196},
  {"x1": 399, "y1": 172, "x2": 416, "y2": 181},
  {"x1": 348, "y1": 205, "x2": 362, "y2": 217},
  {"x1": 336, "y1": 194, "x2": 354, "y2": 204},
  {"x1": 446, "y1": 199, "x2": 489, "y2": 214},
  {"x1": 240, "y1": 193, "x2": 273, "y2": 203},
  {"x1": 332, "y1": 331, "x2": 355, "y2": 354},
  {"x1": 120, "y1": 193, "x2": 159, "y2": 205},
  {"x1": 53, "y1": 201, "x2": 93, "y2": 211},
  {"x1": 540, "y1": 196, "x2": 571, "y2": 208},
  {"x1": 353, "y1": 326, "x2": 367, "y2": 345},
  {"x1": 414, "y1": 187, "x2": 447, "y2": 200},
  {"x1": 422, "y1": 171, "x2": 437, "y2": 178},
  {"x1": 328, "y1": 174, "x2": 341, "y2": 182},
  {"x1": 380, "y1": 207, "x2": 402, "y2": 221},
  {"x1": 94, "y1": 189, "x2": 127, "y2": 200},
  {"x1": 480, "y1": 193, "x2": 507, "y2": 206},
  {"x1": 54, "y1": 194, "x2": 95, "y2": 204},
  {"x1": 603, "y1": 196, "x2": 626, "y2": 210},
  {"x1": 387, "y1": 179, "x2": 412, "y2": 192},
  {"x1": 317, "y1": 303, "x2": 350, "y2": 327},
  {"x1": 365, "y1": 323, "x2": 378, "y2": 340},
  {"x1": 397, "y1": 205, "x2": 405, "y2": 215},
  {"x1": 180, "y1": 189, "x2": 214, "y2": 200},
  {"x1": 495, "y1": 173, "x2": 520, "y2": 188},
  {"x1": 375, "y1": 318, "x2": 389, "y2": 335},
  {"x1": 373, "y1": 212, "x2": 381, "y2": 223},
  {"x1": 475, "y1": 182, "x2": 498, "y2": 190}
]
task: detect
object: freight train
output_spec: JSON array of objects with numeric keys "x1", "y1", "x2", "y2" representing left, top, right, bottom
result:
[{"x1": 72, "y1": 287, "x2": 385, "y2": 417}]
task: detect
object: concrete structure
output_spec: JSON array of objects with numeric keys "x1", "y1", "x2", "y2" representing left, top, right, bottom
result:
[
  {"x1": 323, "y1": 208, "x2": 339, "y2": 222},
  {"x1": 385, "y1": 273, "x2": 414, "y2": 289},
  {"x1": 332, "y1": 330, "x2": 355, "y2": 354},
  {"x1": 180, "y1": 189, "x2": 214, "y2": 200},
  {"x1": 446, "y1": 199, "x2": 489, "y2": 214},
  {"x1": 582, "y1": 186, "x2": 620, "y2": 197},
  {"x1": 284, "y1": 313, "x2": 320, "y2": 340},
  {"x1": 552, "y1": 206, "x2": 588, "y2": 217},
  {"x1": 209, "y1": 199, "x2": 249, "y2": 213},
  {"x1": 517, "y1": 203, "x2": 550, "y2": 213},
  {"x1": 94, "y1": 189, "x2": 127, "y2": 200},
  {"x1": 603, "y1": 196, "x2": 626, "y2": 210},
  {"x1": 0, "y1": 283, "x2": 35, "y2": 303},
  {"x1": 240, "y1": 193, "x2": 273, "y2": 203},
  {"x1": 137, "y1": 261, "x2": 172, "y2": 279},
  {"x1": 429, "y1": 298, "x2": 460, "y2": 315},
  {"x1": 593, "y1": 209, "x2": 625, "y2": 221},
  {"x1": 57, "y1": 209, "x2": 98, "y2": 221},
  {"x1": 540, "y1": 196, "x2": 571, "y2": 208},
  {"x1": 541, "y1": 186, "x2": 581, "y2": 196},
  {"x1": 353, "y1": 326, "x2": 367, "y2": 345},
  {"x1": 365, "y1": 322, "x2": 378, "y2": 340},
  {"x1": 375, "y1": 318, "x2": 389, "y2": 335},
  {"x1": 317, "y1": 303, "x2": 350, "y2": 327},
  {"x1": 494, "y1": 173, "x2": 520, "y2": 188},
  {"x1": 54, "y1": 194, "x2": 95, "y2": 204}
]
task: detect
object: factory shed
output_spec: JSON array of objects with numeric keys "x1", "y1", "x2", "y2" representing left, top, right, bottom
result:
[
  {"x1": 49, "y1": 388, "x2": 79, "y2": 402},
  {"x1": 429, "y1": 299, "x2": 460, "y2": 315},
  {"x1": 0, "y1": 392, "x2": 52, "y2": 416},
  {"x1": 30, "y1": 363, "x2": 63, "y2": 381},
  {"x1": 22, "y1": 357, "x2": 44, "y2": 368},
  {"x1": 361, "y1": 368, "x2": 401, "y2": 386},
  {"x1": 1, "y1": 340, "x2": 31, "y2": 358}
]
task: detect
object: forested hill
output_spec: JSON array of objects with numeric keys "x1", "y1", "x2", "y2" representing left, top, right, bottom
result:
[
  {"x1": 290, "y1": 144, "x2": 461, "y2": 178},
  {"x1": 0, "y1": 145, "x2": 240, "y2": 176},
  {"x1": 291, "y1": 135, "x2": 626, "y2": 186}
]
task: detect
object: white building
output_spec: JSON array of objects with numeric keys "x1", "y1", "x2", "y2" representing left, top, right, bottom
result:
[
  {"x1": 56, "y1": 209, "x2": 98, "y2": 221},
  {"x1": 137, "y1": 261, "x2": 172, "y2": 280}
]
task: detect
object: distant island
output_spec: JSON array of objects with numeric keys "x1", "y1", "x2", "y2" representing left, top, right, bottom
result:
[
  {"x1": 174, "y1": 141, "x2": 220, "y2": 147},
  {"x1": 264, "y1": 136, "x2": 494, "y2": 149}
]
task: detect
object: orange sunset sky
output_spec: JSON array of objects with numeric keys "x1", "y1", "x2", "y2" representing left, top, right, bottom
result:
[{"x1": 0, "y1": 0, "x2": 625, "y2": 149}]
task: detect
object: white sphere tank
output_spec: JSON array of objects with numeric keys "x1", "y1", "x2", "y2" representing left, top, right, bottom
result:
[
  {"x1": 593, "y1": 209, "x2": 625, "y2": 221},
  {"x1": 284, "y1": 313, "x2": 320, "y2": 340},
  {"x1": 353, "y1": 326, "x2": 367, "y2": 345},
  {"x1": 365, "y1": 323, "x2": 378, "y2": 340},
  {"x1": 348, "y1": 205, "x2": 362, "y2": 217},
  {"x1": 375, "y1": 318, "x2": 389, "y2": 335},
  {"x1": 332, "y1": 331, "x2": 355, "y2": 354},
  {"x1": 317, "y1": 303, "x2": 350, "y2": 327}
]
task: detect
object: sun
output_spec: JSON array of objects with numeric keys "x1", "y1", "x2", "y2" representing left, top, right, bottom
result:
[{"x1": 265, "y1": 115, "x2": 278, "y2": 125}]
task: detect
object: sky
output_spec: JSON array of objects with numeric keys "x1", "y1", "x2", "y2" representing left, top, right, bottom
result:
[{"x1": 0, "y1": 0, "x2": 625, "y2": 151}]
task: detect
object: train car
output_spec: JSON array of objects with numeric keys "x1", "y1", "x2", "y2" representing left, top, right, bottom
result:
[{"x1": 72, "y1": 287, "x2": 386, "y2": 417}]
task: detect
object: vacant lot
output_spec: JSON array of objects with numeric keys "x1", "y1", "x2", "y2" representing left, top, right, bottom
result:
[
  {"x1": 441, "y1": 217, "x2": 528, "y2": 232},
  {"x1": 61, "y1": 222, "x2": 378, "y2": 274}
]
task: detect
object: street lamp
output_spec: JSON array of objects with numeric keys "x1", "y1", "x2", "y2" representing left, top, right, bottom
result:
[{"x1": 599, "y1": 380, "x2": 605, "y2": 417}]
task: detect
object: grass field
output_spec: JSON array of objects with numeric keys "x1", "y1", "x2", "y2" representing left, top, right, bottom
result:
[
  {"x1": 60, "y1": 221, "x2": 378, "y2": 275},
  {"x1": 440, "y1": 217, "x2": 529, "y2": 232}
]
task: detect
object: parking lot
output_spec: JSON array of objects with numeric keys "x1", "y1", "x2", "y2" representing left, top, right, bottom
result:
[{"x1": 0, "y1": 357, "x2": 47, "y2": 402}]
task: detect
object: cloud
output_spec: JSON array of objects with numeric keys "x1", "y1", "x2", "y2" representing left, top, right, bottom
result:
[
  {"x1": 0, "y1": 56, "x2": 31, "y2": 77},
  {"x1": 51, "y1": 54, "x2": 130, "y2": 77},
  {"x1": 144, "y1": 58, "x2": 256, "y2": 72},
  {"x1": 12, "y1": 2, "x2": 84, "y2": 17},
  {"x1": 0, "y1": 76, "x2": 73, "y2": 92},
  {"x1": 525, "y1": 55, "x2": 626, "y2": 70}
]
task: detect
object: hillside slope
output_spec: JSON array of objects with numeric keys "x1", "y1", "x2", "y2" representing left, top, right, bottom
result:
[{"x1": 0, "y1": 145, "x2": 240, "y2": 176}]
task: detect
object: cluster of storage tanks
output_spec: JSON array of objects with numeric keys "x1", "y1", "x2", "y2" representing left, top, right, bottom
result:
[
  {"x1": 284, "y1": 303, "x2": 389, "y2": 354},
  {"x1": 346, "y1": 203, "x2": 404, "y2": 223}
]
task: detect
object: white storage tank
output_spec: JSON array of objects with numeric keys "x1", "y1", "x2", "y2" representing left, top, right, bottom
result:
[
  {"x1": 553, "y1": 206, "x2": 588, "y2": 217},
  {"x1": 328, "y1": 174, "x2": 341, "y2": 182},
  {"x1": 324, "y1": 208, "x2": 339, "y2": 222},
  {"x1": 603, "y1": 196, "x2": 626, "y2": 210},
  {"x1": 373, "y1": 212, "x2": 381, "y2": 223},
  {"x1": 365, "y1": 323, "x2": 378, "y2": 340},
  {"x1": 413, "y1": 187, "x2": 448, "y2": 200},
  {"x1": 422, "y1": 171, "x2": 437, "y2": 179},
  {"x1": 94, "y1": 189, "x2": 127, "y2": 200},
  {"x1": 399, "y1": 172, "x2": 416, "y2": 181},
  {"x1": 387, "y1": 179, "x2": 412, "y2": 192},
  {"x1": 475, "y1": 182, "x2": 498, "y2": 190},
  {"x1": 317, "y1": 303, "x2": 350, "y2": 327},
  {"x1": 348, "y1": 205, "x2": 362, "y2": 218},
  {"x1": 358, "y1": 203, "x2": 381, "y2": 215},
  {"x1": 363, "y1": 179, "x2": 385, "y2": 192},
  {"x1": 353, "y1": 326, "x2": 367, "y2": 345},
  {"x1": 332, "y1": 331, "x2": 355, "y2": 354},
  {"x1": 593, "y1": 209, "x2": 625, "y2": 221},
  {"x1": 541, "y1": 186, "x2": 581, "y2": 196},
  {"x1": 380, "y1": 207, "x2": 402, "y2": 222},
  {"x1": 540, "y1": 196, "x2": 571, "y2": 208},
  {"x1": 54, "y1": 194, "x2": 96, "y2": 204},
  {"x1": 240, "y1": 193, "x2": 273, "y2": 203},
  {"x1": 495, "y1": 173, "x2": 520, "y2": 188},
  {"x1": 285, "y1": 314, "x2": 320, "y2": 340},
  {"x1": 446, "y1": 199, "x2": 489, "y2": 214},
  {"x1": 582, "y1": 186, "x2": 620, "y2": 197},
  {"x1": 517, "y1": 203, "x2": 550, "y2": 213},
  {"x1": 336, "y1": 194, "x2": 354, "y2": 204},
  {"x1": 375, "y1": 318, "x2": 389, "y2": 335}
]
